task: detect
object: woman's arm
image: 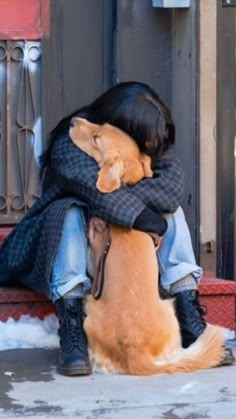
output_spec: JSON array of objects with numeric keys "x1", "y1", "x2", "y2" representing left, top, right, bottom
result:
[
  {"x1": 129, "y1": 146, "x2": 185, "y2": 213},
  {"x1": 48, "y1": 134, "x2": 184, "y2": 227},
  {"x1": 48, "y1": 134, "x2": 146, "y2": 228}
]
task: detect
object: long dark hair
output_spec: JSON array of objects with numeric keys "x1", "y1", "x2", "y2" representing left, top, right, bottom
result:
[{"x1": 40, "y1": 81, "x2": 175, "y2": 175}]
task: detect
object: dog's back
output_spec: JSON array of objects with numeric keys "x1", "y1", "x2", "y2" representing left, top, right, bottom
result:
[
  {"x1": 85, "y1": 227, "x2": 177, "y2": 373},
  {"x1": 85, "y1": 226, "x2": 225, "y2": 375}
]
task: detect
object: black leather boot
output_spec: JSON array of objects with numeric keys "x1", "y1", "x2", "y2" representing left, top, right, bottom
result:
[
  {"x1": 56, "y1": 298, "x2": 92, "y2": 376},
  {"x1": 174, "y1": 289, "x2": 206, "y2": 348},
  {"x1": 174, "y1": 289, "x2": 235, "y2": 366}
]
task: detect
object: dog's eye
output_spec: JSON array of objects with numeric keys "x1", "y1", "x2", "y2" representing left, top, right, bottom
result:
[{"x1": 92, "y1": 135, "x2": 98, "y2": 145}]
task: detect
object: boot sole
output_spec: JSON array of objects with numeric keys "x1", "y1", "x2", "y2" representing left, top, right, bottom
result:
[
  {"x1": 57, "y1": 365, "x2": 92, "y2": 376},
  {"x1": 218, "y1": 356, "x2": 235, "y2": 367},
  {"x1": 217, "y1": 348, "x2": 235, "y2": 367}
]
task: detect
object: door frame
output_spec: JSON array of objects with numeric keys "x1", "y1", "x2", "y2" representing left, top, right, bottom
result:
[{"x1": 216, "y1": 0, "x2": 236, "y2": 279}]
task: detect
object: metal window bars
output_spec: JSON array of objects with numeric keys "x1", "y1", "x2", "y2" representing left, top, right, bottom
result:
[{"x1": 0, "y1": 40, "x2": 42, "y2": 224}]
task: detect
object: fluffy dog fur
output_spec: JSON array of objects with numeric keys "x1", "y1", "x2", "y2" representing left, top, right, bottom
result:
[
  {"x1": 86, "y1": 221, "x2": 225, "y2": 375},
  {"x1": 69, "y1": 117, "x2": 153, "y2": 193},
  {"x1": 70, "y1": 118, "x2": 225, "y2": 375}
]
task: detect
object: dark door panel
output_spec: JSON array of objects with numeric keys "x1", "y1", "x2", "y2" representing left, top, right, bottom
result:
[{"x1": 42, "y1": 0, "x2": 115, "y2": 138}]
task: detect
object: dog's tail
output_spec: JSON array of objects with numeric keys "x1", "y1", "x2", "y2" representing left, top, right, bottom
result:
[{"x1": 128, "y1": 325, "x2": 225, "y2": 375}]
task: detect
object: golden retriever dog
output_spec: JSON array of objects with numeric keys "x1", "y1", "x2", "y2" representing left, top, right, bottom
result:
[
  {"x1": 70, "y1": 118, "x2": 225, "y2": 374},
  {"x1": 69, "y1": 117, "x2": 153, "y2": 193},
  {"x1": 85, "y1": 219, "x2": 225, "y2": 375}
]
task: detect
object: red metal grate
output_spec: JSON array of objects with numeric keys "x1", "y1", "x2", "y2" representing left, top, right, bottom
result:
[{"x1": 199, "y1": 277, "x2": 236, "y2": 330}]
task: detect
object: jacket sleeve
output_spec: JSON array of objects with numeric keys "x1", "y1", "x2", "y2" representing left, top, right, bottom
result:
[
  {"x1": 48, "y1": 134, "x2": 146, "y2": 228},
  {"x1": 129, "y1": 146, "x2": 185, "y2": 213},
  {"x1": 48, "y1": 134, "x2": 185, "y2": 226}
]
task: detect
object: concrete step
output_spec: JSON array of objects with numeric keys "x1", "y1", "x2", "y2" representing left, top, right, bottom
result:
[{"x1": 0, "y1": 228, "x2": 235, "y2": 329}]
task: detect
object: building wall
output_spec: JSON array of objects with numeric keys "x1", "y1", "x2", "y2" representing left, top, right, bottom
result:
[
  {"x1": 216, "y1": 0, "x2": 235, "y2": 280},
  {"x1": 0, "y1": 0, "x2": 200, "y2": 258},
  {"x1": 199, "y1": 0, "x2": 217, "y2": 272}
]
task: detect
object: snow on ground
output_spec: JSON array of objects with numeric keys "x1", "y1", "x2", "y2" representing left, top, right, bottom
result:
[
  {"x1": 0, "y1": 315, "x2": 235, "y2": 351},
  {"x1": 0, "y1": 315, "x2": 59, "y2": 350},
  {"x1": 224, "y1": 328, "x2": 235, "y2": 341}
]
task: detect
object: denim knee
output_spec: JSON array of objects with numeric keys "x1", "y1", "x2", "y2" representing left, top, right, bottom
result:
[
  {"x1": 50, "y1": 206, "x2": 91, "y2": 301},
  {"x1": 158, "y1": 207, "x2": 202, "y2": 289}
]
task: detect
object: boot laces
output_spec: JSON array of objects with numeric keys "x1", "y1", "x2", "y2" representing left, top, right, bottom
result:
[
  {"x1": 63, "y1": 305, "x2": 87, "y2": 353},
  {"x1": 189, "y1": 290, "x2": 207, "y2": 332}
]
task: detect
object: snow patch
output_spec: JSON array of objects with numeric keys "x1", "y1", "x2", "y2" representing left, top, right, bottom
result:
[
  {"x1": 0, "y1": 314, "x2": 59, "y2": 350},
  {"x1": 223, "y1": 328, "x2": 235, "y2": 341},
  {"x1": 0, "y1": 314, "x2": 235, "y2": 352}
]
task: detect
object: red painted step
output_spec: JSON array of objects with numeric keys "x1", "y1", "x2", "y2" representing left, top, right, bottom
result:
[
  {"x1": 0, "y1": 227, "x2": 55, "y2": 320},
  {"x1": 199, "y1": 276, "x2": 236, "y2": 330},
  {"x1": 0, "y1": 287, "x2": 55, "y2": 321},
  {"x1": 0, "y1": 227, "x2": 12, "y2": 246},
  {"x1": 0, "y1": 278, "x2": 235, "y2": 328},
  {"x1": 0, "y1": 227, "x2": 235, "y2": 329}
]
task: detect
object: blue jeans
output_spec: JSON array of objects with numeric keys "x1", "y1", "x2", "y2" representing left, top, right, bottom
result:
[
  {"x1": 159, "y1": 207, "x2": 202, "y2": 289},
  {"x1": 50, "y1": 206, "x2": 91, "y2": 302},
  {"x1": 50, "y1": 206, "x2": 202, "y2": 301}
]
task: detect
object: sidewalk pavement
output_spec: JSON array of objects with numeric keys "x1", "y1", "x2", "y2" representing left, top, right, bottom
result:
[{"x1": 1, "y1": 341, "x2": 236, "y2": 419}]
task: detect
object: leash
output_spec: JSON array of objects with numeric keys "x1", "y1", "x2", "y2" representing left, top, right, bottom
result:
[
  {"x1": 91, "y1": 226, "x2": 112, "y2": 300},
  {"x1": 90, "y1": 227, "x2": 160, "y2": 300}
]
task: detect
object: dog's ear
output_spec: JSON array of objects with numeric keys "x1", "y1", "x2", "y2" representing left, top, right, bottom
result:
[{"x1": 96, "y1": 156, "x2": 124, "y2": 193}]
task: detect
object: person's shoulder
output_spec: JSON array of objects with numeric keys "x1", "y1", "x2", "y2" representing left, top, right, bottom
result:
[
  {"x1": 159, "y1": 145, "x2": 178, "y2": 161},
  {"x1": 51, "y1": 130, "x2": 73, "y2": 151},
  {"x1": 152, "y1": 145, "x2": 183, "y2": 171}
]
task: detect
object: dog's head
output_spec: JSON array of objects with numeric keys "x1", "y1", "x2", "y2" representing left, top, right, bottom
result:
[
  {"x1": 69, "y1": 118, "x2": 152, "y2": 193},
  {"x1": 69, "y1": 117, "x2": 132, "y2": 163},
  {"x1": 69, "y1": 117, "x2": 104, "y2": 164},
  {"x1": 69, "y1": 118, "x2": 131, "y2": 193}
]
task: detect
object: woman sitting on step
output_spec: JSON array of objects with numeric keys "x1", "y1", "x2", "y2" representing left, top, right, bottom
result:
[{"x1": 0, "y1": 81, "x2": 234, "y2": 375}]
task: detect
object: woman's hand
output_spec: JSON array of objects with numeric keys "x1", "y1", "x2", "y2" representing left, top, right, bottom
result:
[
  {"x1": 88, "y1": 217, "x2": 107, "y2": 236},
  {"x1": 146, "y1": 232, "x2": 163, "y2": 250}
]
